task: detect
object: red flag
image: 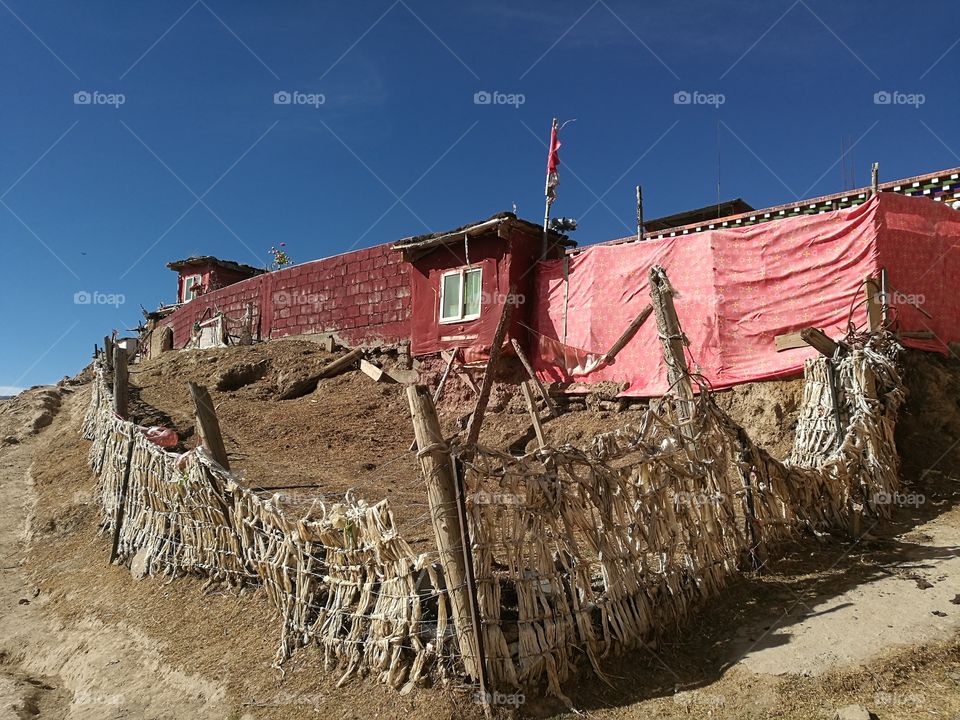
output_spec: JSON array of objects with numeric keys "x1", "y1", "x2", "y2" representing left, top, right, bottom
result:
[{"x1": 545, "y1": 120, "x2": 560, "y2": 203}]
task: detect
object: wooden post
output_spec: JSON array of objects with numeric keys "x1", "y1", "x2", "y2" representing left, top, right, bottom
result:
[
  {"x1": 407, "y1": 385, "x2": 483, "y2": 681},
  {"x1": 112, "y1": 345, "x2": 129, "y2": 419},
  {"x1": 649, "y1": 266, "x2": 696, "y2": 434},
  {"x1": 465, "y1": 294, "x2": 513, "y2": 447},
  {"x1": 871, "y1": 162, "x2": 879, "y2": 196},
  {"x1": 109, "y1": 427, "x2": 136, "y2": 564},
  {"x1": 521, "y1": 381, "x2": 547, "y2": 449},
  {"x1": 409, "y1": 349, "x2": 459, "y2": 451},
  {"x1": 864, "y1": 276, "x2": 883, "y2": 332},
  {"x1": 188, "y1": 382, "x2": 230, "y2": 470},
  {"x1": 104, "y1": 335, "x2": 114, "y2": 373},
  {"x1": 636, "y1": 184, "x2": 644, "y2": 241},
  {"x1": 510, "y1": 338, "x2": 557, "y2": 416}
]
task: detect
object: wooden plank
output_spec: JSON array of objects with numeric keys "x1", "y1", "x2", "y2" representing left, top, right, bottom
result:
[
  {"x1": 275, "y1": 347, "x2": 364, "y2": 399},
  {"x1": 359, "y1": 358, "x2": 390, "y2": 383},
  {"x1": 465, "y1": 294, "x2": 513, "y2": 447},
  {"x1": 775, "y1": 331, "x2": 808, "y2": 352},
  {"x1": 112, "y1": 345, "x2": 129, "y2": 419},
  {"x1": 187, "y1": 382, "x2": 230, "y2": 470},
  {"x1": 510, "y1": 338, "x2": 557, "y2": 416},
  {"x1": 600, "y1": 303, "x2": 653, "y2": 364},
  {"x1": 521, "y1": 380, "x2": 546, "y2": 449},
  {"x1": 406, "y1": 386, "x2": 482, "y2": 681}
]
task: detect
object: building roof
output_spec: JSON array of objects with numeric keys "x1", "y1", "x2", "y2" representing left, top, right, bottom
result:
[
  {"x1": 643, "y1": 198, "x2": 754, "y2": 232},
  {"x1": 166, "y1": 256, "x2": 265, "y2": 276},
  {"x1": 392, "y1": 212, "x2": 575, "y2": 260},
  {"x1": 589, "y1": 166, "x2": 960, "y2": 251}
]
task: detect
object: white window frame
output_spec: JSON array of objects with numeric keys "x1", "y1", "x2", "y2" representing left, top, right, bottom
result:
[
  {"x1": 439, "y1": 266, "x2": 482, "y2": 324},
  {"x1": 182, "y1": 274, "x2": 203, "y2": 302}
]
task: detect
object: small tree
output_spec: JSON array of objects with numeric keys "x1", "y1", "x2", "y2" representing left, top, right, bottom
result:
[{"x1": 269, "y1": 243, "x2": 291, "y2": 270}]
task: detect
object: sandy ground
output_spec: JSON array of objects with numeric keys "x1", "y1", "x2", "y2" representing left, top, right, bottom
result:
[{"x1": 0, "y1": 342, "x2": 958, "y2": 719}]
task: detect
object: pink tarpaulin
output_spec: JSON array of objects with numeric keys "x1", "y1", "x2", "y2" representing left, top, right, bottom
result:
[{"x1": 531, "y1": 193, "x2": 960, "y2": 396}]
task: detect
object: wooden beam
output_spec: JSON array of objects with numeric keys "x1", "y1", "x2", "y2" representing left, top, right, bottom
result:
[
  {"x1": 409, "y1": 349, "x2": 460, "y2": 451},
  {"x1": 109, "y1": 428, "x2": 135, "y2": 564},
  {"x1": 275, "y1": 347, "x2": 364, "y2": 399},
  {"x1": 521, "y1": 381, "x2": 546, "y2": 449},
  {"x1": 406, "y1": 385, "x2": 482, "y2": 681},
  {"x1": 359, "y1": 358, "x2": 390, "y2": 383},
  {"x1": 187, "y1": 382, "x2": 230, "y2": 470},
  {"x1": 510, "y1": 338, "x2": 557, "y2": 416},
  {"x1": 112, "y1": 345, "x2": 129, "y2": 419},
  {"x1": 800, "y1": 327, "x2": 840, "y2": 358},
  {"x1": 465, "y1": 295, "x2": 513, "y2": 447},
  {"x1": 600, "y1": 303, "x2": 653, "y2": 364}
]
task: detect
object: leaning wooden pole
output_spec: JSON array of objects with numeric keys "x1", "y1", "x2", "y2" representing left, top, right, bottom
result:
[
  {"x1": 187, "y1": 382, "x2": 230, "y2": 470},
  {"x1": 406, "y1": 385, "x2": 483, "y2": 681},
  {"x1": 465, "y1": 293, "x2": 514, "y2": 447},
  {"x1": 648, "y1": 266, "x2": 698, "y2": 453}
]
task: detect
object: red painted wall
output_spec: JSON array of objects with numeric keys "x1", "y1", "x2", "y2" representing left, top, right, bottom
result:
[
  {"x1": 163, "y1": 243, "x2": 410, "y2": 348},
  {"x1": 407, "y1": 228, "x2": 546, "y2": 361}
]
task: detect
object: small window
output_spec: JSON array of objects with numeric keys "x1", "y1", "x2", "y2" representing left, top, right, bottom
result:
[
  {"x1": 439, "y1": 267, "x2": 482, "y2": 323},
  {"x1": 182, "y1": 274, "x2": 202, "y2": 302}
]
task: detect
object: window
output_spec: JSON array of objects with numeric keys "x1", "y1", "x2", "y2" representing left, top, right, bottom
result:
[
  {"x1": 182, "y1": 274, "x2": 203, "y2": 302},
  {"x1": 439, "y1": 267, "x2": 482, "y2": 323}
]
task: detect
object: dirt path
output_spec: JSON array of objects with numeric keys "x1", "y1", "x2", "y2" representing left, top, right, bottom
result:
[{"x1": 0, "y1": 389, "x2": 228, "y2": 719}]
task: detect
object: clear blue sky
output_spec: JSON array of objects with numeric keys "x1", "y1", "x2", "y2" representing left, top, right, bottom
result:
[{"x1": 1, "y1": 1, "x2": 958, "y2": 392}]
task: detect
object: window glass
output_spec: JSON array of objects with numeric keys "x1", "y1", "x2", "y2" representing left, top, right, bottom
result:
[
  {"x1": 440, "y1": 272, "x2": 462, "y2": 320},
  {"x1": 463, "y1": 269, "x2": 481, "y2": 317}
]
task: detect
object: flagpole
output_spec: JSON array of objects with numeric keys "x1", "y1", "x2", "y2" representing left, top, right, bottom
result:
[{"x1": 542, "y1": 117, "x2": 557, "y2": 259}]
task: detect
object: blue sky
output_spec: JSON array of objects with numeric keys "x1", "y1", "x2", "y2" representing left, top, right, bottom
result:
[{"x1": 1, "y1": 0, "x2": 958, "y2": 392}]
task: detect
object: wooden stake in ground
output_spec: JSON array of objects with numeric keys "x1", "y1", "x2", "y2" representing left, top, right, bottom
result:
[
  {"x1": 649, "y1": 266, "x2": 696, "y2": 444},
  {"x1": 864, "y1": 276, "x2": 882, "y2": 332},
  {"x1": 112, "y1": 345, "x2": 129, "y2": 419},
  {"x1": 521, "y1": 380, "x2": 547, "y2": 449},
  {"x1": 109, "y1": 427, "x2": 135, "y2": 564},
  {"x1": 187, "y1": 382, "x2": 230, "y2": 470},
  {"x1": 104, "y1": 335, "x2": 114, "y2": 373},
  {"x1": 510, "y1": 338, "x2": 556, "y2": 416},
  {"x1": 465, "y1": 294, "x2": 514, "y2": 447},
  {"x1": 406, "y1": 385, "x2": 483, "y2": 681},
  {"x1": 408, "y1": 349, "x2": 460, "y2": 451}
]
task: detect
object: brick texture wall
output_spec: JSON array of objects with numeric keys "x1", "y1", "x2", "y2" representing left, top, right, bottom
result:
[{"x1": 163, "y1": 243, "x2": 411, "y2": 348}]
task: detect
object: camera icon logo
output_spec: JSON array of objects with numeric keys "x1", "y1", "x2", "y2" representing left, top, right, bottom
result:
[
  {"x1": 74, "y1": 91, "x2": 92, "y2": 105},
  {"x1": 273, "y1": 91, "x2": 292, "y2": 105},
  {"x1": 673, "y1": 90, "x2": 692, "y2": 105},
  {"x1": 74, "y1": 290, "x2": 92, "y2": 305},
  {"x1": 874, "y1": 90, "x2": 892, "y2": 105},
  {"x1": 473, "y1": 90, "x2": 492, "y2": 105}
]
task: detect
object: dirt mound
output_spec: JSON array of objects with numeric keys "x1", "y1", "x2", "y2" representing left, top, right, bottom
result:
[{"x1": 0, "y1": 386, "x2": 64, "y2": 443}]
